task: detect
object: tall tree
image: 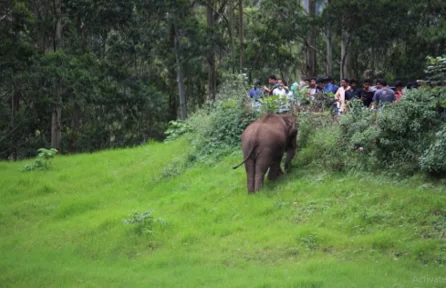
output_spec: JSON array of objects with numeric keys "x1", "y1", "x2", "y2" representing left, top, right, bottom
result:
[
  {"x1": 172, "y1": 10, "x2": 187, "y2": 120},
  {"x1": 206, "y1": 1, "x2": 217, "y2": 100},
  {"x1": 325, "y1": 0, "x2": 333, "y2": 76},
  {"x1": 50, "y1": 0, "x2": 62, "y2": 151},
  {"x1": 239, "y1": 0, "x2": 244, "y2": 72},
  {"x1": 340, "y1": 14, "x2": 351, "y2": 79},
  {"x1": 229, "y1": 0, "x2": 236, "y2": 73},
  {"x1": 303, "y1": 0, "x2": 317, "y2": 77}
]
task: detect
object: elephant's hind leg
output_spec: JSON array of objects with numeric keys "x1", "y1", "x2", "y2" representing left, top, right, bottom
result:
[
  {"x1": 267, "y1": 162, "x2": 284, "y2": 181},
  {"x1": 267, "y1": 154, "x2": 284, "y2": 181},
  {"x1": 244, "y1": 158, "x2": 255, "y2": 193},
  {"x1": 254, "y1": 153, "x2": 272, "y2": 192}
]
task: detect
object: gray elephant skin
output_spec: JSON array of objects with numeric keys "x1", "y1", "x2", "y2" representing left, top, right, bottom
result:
[{"x1": 233, "y1": 113, "x2": 298, "y2": 193}]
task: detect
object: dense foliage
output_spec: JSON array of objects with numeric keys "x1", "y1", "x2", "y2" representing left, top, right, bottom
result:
[
  {"x1": 164, "y1": 75, "x2": 258, "y2": 166},
  {"x1": 1, "y1": 0, "x2": 445, "y2": 159},
  {"x1": 296, "y1": 86, "x2": 446, "y2": 176},
  {"x1": 420, "y1": 125, "x2": 446, "y2": 175}
]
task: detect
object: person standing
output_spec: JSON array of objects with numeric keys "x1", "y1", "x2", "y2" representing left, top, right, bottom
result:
[
  {"x1": 272, "y1": 79, "x2": 289, "y2": 95},
  {"x1": 345, "y1": 79, "x2": 360, "y2": 101},
  {"x1": 359, "y1": 79, "x2": 376, "y2": 108},
  {"x1": 249, "y1": 81, "x2": 263, "y2": 100},
  {"x1": 334, "y1": 78, "x2": 350, "y2": 114},
  {"x1": 263, "y1": 75, "x2": 279, "y2": 95},
  {"x1": 307, "y1": 78, "x2": 322, "y2": 99},
  {"x1": 394, "y1": 81, "x2": 405, "y2": 103},
  {"x1": 323, "y1": 77, "x2": 339, "y2": 94},
  {"x1": 273, "y1": 80, "x2": 293, "y2": 113},
  {"x1": 317, "y1": 78, "x2": 325, "y2": 91},
  {"x1": 372, "y1": 79, "x2": 396, "y2": 110},
  {"x1": 249, "y1": 81, "x2": 263, "y2": 112},
  {"x1": 290, "y1": 80, "x2": 299, "y2": 95}
]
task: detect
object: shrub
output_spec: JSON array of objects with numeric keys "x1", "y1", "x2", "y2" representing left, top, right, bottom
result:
[
  {"x1": 337, "y1": 89, "x2": 443, "y2": 174},
  {"x1": 260, "y1": 96, "x2": 281, "y2": 114},
  {"x1": 122, "y1": 210, "x2": 167, "y2": 235},
  {"x1": 297, "y1": 111, "x2": 335, "y2": 151},
  {"x1": 174, "y1": 75, "x2": 259, "y2": 164},
  {"x1": 188, "y1": 98, "x2": 258, "y2": 161},
  {"x1": 420, "y1": 125, "x2": 446, "y2": 175},
  {"x1": 164, "y1": 120, "x2": 190, "y2": 142},
  {"x1": 296, "y1": 113, "x2": 313, "y2": 150},
  {"x1": 376, "y1": 88, "x2": 441, "y2": 171},
  {"x1": 296, "y1": 125, "x2": 349, "y2": 171},
  {"x1": 298, "y1": 87, "x2": 446, "y2": 174},
  {"x1": 22, "y1": 148, "x2": 58, "y2": 171}
]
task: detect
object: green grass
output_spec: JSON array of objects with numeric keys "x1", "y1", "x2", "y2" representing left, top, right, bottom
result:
[{"x1": 1, "y1": 139, "x2": 446, "y2": 287}]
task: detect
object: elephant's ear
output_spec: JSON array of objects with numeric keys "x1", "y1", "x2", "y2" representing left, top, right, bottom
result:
[{"x1": 282, "y1": 114, "x2": 297, "y2": 136}]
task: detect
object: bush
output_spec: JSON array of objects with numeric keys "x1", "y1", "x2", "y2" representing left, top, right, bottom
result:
[
  {"x1": 187, "y1": 98, "x2": 258, "y2": 162},
  {"x1": 22, "y1": 148, "x2": 58, "y2": 171},
  {"x1": 122, "y1": 210, "x2": 167, "y2": 235},
  {"x1": 296, "y1": 113, "x2": 313, "y2": 150},
  {"x1": 168, "y1": 75, "x2": 259, "y2": 164},
  {"x1": 337, "y1": 89, "x2": 444, "y2": 174},
  {"x1": 296, "y1": 125, "x2": 349, "y2": 171},
  {"x1": 297, "y1": 87, "x2": 446, "y2": 175},
  {"x1": 376, "y1": 88, "x2": 441, "y2": 171},
  {"x1": 297, "y1": 111, "x2": 336, "y2": 151},
  {"x1": 420, "y1": 125, "x2": 446, "y2": 175},
  {"x1": 164, "y1": 120, "x2": 190, "y2": 142}
]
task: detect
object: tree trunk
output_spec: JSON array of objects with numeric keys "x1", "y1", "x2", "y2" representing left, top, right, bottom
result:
[
  {"x1": 206, "y1": 3, "x2": 217, "y2": 101},
  {"x1": 239, "y1": 0, "x2": 244, "y2": 72},
  {"x1": 229, "y1": 0, "x2": 236, "y2": 73},
  {"x1": 340, "y1": 27, "x2": 350, "y2": 80},
  {"x1": 325, "y1": 0, "x2": 332, "y2": 76},
  {"x1": 51, "y1": 92, "x2": 62, "y2": 151},
  {"x1": 53, "y1": 1, "x2": 63, "y2": 52},
  {"x1": 68, "y1": 104, "x2": 79, "y2": 153},
  {"x1": 326, "y1": 27, "x2": 332, "y2": 76},
  {"x1": 8, "y1": 87, "x2": 19, "y2": 160},
  {"x1": 51, "y1": 8, "x2": 63, "y2": 151},
  {"x1": 173, "y1": 20, "x2": 187, "y2": 120},
  {"x1": 304, "y1": 0, "x2": 316, "y2": 77}
]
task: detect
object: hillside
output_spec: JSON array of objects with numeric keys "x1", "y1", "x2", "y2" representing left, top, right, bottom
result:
[{"x1": 1, "y1": 139, "x2": 445, "y2": 287}]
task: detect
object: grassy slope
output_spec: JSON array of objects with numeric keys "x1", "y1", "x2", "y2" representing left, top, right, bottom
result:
[{"x1": 1, "y1": 139, "x2": 445, "y2": 287}]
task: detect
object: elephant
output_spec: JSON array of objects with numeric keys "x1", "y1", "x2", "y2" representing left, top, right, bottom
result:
[{"x1": 233, "y1": 113, "x2": 298, "y2": 193}]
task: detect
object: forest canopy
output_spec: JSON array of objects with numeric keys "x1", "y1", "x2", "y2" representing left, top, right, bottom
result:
[{"x1": 1, "y1": 0, "x2": 445, "y2": 159}]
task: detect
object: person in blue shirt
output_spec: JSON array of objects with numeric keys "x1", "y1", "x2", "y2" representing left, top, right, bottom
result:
[
  {"x1": 323, "y1": 77, "x2": 339, "y2": 94},
  {"x1": 249, "y1": 81, "x2": 263, "y2": 102}
]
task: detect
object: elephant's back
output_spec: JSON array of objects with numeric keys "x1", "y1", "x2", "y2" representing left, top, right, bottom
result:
[{"x1": 241, "y1": 121, "x2": 287, "y2": 148}]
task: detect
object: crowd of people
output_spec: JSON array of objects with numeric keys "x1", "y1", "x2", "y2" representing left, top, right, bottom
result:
[{"x1": 248, "y1": 74, "x2": 435, "y2": 114}]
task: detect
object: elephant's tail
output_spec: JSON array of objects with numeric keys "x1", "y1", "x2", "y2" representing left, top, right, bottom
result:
[{"x1": 232, "y1": 145, "x2": 257, "y2": 169}]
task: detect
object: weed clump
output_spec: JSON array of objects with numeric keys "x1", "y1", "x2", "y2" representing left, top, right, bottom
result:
[
  {"x1": 22, "y1": 148, "x2": 58, "y2": 171},
  {"x1": 122, "y1": 210, "x2": 167, "y2": 236}
]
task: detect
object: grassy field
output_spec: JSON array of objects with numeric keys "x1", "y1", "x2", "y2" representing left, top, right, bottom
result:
[{"x1": 1, "y1": 139, "x2": 445, "y2": 287}]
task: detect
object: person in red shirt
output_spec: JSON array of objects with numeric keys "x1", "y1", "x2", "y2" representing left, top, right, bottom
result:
[{"x1": 395, "y1": 81, "x2": 405, "y2": 103}]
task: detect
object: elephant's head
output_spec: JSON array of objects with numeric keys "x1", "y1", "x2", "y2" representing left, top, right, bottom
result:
[
  {"x1": 279, "y1": 114, "x2": 298, "y2": 171},
  {"x1": 279, "y1": 114, "x2": 297, "y2": 140}
]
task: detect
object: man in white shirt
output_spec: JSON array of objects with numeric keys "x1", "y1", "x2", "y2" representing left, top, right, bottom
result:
[
  {"x1": 272, "y1": 79, "x2": 288, "y2": 95},
  {"x1": 334, "y1": 78, "x2": 350, "y2": 114},
  {"x1": 273, "y1": 80, "x2": 293, "y2": 113}
]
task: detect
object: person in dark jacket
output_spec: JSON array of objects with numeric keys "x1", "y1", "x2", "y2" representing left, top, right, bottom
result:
[{"x1": 345, "y1": 79, "x2": 360, "y2": 101}]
